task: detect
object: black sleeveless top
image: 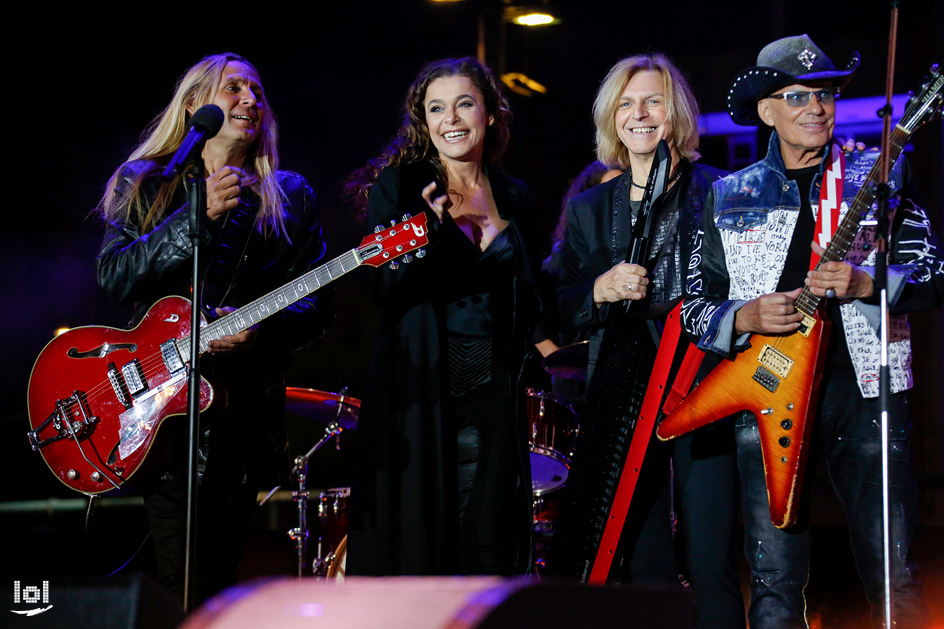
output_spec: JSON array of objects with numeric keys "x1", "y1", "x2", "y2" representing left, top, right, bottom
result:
[{"x1": 445, "y1": 225, "x2": 519, "y2": 395}]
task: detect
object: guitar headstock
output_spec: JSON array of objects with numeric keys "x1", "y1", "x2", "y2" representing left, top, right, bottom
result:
[
  {"x1": 899, "y1": 64, "x2": 943, "y2": 134},
  {"x1": 356, "y1": 213, "x2": 430, "y2": 268}
]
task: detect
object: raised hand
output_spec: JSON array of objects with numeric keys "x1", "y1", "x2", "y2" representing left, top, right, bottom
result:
[
  {"x1": 421, "y1": 181, "x2": 450, "y2": 221},
  {"x1": 206, "y1": 166, "x2": 246, "y2": 221}
]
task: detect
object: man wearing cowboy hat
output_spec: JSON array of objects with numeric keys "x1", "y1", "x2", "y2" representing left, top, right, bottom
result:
[{"x1": 680, "y1": 35, "x2": 941, "y2": 627}]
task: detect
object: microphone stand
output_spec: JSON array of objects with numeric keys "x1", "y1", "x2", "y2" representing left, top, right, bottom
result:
[
  {"x1": 183, "y1": 155, "x2": 207, "y2": 612},
  {"x1": 877, "y1": 3, "x2": 900, "y2": 627}
]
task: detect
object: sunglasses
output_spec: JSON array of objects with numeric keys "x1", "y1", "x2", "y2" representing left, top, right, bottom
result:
[{"x1": 766, "y1": 88, "x2": 841, "y2": 107}]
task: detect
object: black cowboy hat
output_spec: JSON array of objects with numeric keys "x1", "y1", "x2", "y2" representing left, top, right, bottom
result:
[{"x1": 727, "y1": 34, "x2": 860, "y2": 126}]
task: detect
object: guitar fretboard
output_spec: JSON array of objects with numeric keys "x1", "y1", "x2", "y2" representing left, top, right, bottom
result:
[
  {"x1": 177, "y1": 248, "x2": 363, "y2": 362},
  {"x1": 794, "y1": 128, "x2": 908, "y2": 317}
]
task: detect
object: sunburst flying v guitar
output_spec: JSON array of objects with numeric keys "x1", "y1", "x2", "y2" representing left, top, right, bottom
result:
[
  {"x1": 27, "y1": 214, "x2": 429, "y2": 495},
  {"x1": 657, "y1": 66, "x2": 943, "y2": 529}
]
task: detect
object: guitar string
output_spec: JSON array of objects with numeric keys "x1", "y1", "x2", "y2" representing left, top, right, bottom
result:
[
  {"x1": 761, "y1": 131, "x2": 904, "y2": 364},
  {"x1": 65, "y1": 251, "x2": 350, "y2": 407},
  {"x1": 74, "y1": 249, "x2": 355, "y2": 405}
]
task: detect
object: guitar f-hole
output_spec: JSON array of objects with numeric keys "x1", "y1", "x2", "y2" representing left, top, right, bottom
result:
[{"x1": 67, "y1": 342, "x2": 137, "y2": 359}]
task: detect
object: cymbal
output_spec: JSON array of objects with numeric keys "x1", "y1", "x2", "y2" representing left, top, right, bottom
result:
[
  {"x1": 542, "y1": 340, "x2": 590, "y2": 380},
  {"x1": 285, "y1": 387, "x2": 360, "y2": 430}
]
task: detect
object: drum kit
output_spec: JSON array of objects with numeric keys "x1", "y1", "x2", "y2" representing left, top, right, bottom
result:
[
  {"x1": 277, "y1": 340, "x2": 589, "y2": 578},
  {"x1": 278, "y1": 387, "x2": 357, "y2": 579}
]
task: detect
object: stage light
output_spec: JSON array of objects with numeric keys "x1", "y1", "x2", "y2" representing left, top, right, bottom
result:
[
  {"x1": 513, "y1": 12, "x2": 554, "y2": 25},
  {"x1": 503, "y1": 5, "x2": 560, "y2": 26}
]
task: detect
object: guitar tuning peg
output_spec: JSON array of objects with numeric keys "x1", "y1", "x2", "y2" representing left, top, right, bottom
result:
[
  {"x1": 389, "y1": 220, "x2": 397, "y2": 227},
  {"x1": 401, "y1": 213, "x2": 412, "y2": 222},
  {"x1": 402, "y1": 254, "x2": 413, "y2": 264},
  {"x1": 388, "y1": 260, "x2": 400, "y2": 270},
  {"x1": 415, "y1": 248, "x2": 426, "y2": 259},
  {"x1": 373, "y1": 225, "x2": 383, "y2": 233}
]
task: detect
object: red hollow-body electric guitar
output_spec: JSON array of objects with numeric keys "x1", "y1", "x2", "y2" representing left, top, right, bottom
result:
[{"x1": 27, "y1": 214, "x2": 429, "y2": 495}]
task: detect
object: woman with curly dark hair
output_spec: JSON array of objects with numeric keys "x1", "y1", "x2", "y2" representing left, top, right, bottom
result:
[{"x1": 346, "y1": 57, "x2": 540, "y2": 576}]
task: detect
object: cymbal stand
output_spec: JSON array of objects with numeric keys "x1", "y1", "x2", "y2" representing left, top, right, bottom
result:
[{"x1": 288, "y1": 420, "x2": 342, "y2": 578}]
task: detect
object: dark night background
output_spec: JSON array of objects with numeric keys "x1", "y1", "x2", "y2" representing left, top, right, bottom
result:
[{"x1": 3, "y1": 0, "x2": 943, "y2": 622}]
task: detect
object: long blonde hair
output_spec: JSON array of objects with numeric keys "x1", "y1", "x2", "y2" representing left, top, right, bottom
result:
[
  {"x1": 593, "y1": 53, "x2": 701, "y2": 170},
  {"x1": 99, "y1": 53, "x2": 287, "y2": 236}
]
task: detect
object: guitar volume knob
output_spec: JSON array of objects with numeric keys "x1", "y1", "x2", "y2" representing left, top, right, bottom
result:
[
  {"x1": 91, "y1": 471, "x2": 102, "y2": 482},
  {"x1": 67, "y1": 469, "x2": 78, "y2": 480},
  {"x1": 778, "y1": 436, "x2": 791, "y2": 448}
]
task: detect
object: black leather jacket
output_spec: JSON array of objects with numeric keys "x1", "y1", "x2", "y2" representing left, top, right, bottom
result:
[{"x1": 96, "y1": 161, "x2": 334, "y2": 486}]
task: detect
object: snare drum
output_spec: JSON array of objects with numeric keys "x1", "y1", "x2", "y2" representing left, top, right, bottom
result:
[{"x1": 526, "y1": 389, "x2": 578, "y2": 494}]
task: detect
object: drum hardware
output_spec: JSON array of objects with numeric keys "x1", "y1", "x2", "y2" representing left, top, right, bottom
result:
[
  {"x1": 532, "y1": 491, "x2": 559, "y2": 537},
  {"x1": 285, "y1": 419, "x2": 342, "y2": 578},
  {"x1": 281, "y1": 385, "x2": 360, "y2": 578},
  {"x1": 532, "y1": 489, "x2": 562, "y2": 575}
]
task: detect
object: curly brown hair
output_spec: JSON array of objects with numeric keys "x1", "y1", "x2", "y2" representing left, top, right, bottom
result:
[{"x1": 344, "y1": 57, "x2": 512, "y2": 215}]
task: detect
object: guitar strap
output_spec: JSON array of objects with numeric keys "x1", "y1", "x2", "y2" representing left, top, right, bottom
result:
[
  {"x1": 588, "y1": 301, "x2": 704, "y2": 582},
  {"x1": 810, "y1": 143, "x2": 845, "y2": 270}
]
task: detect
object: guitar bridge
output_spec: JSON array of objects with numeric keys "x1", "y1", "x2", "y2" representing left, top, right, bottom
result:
[
  {"x1": 752, "y1": 366, "x2": 781, "y2": 393},
  {"x1": 27, "y1": 392, "x2": 98, "y2": 450}
]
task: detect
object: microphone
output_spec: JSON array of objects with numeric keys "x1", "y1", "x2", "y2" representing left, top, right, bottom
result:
[{"x1": 161, "y1": 105, "x2": 225, "y2": 181}]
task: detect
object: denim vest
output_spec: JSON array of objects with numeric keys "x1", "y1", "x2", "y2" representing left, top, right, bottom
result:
[{"x1": 707, "y1": 132, "x2": 914, "y2": 397}]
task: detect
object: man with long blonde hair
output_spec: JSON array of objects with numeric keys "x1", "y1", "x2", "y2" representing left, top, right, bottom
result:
[
  {"x1": 97, "y1": 53, "x2": 333, "y2": 605},
  {"x1": 556, "y1": 53, "x2": 743, "y2": 628}
]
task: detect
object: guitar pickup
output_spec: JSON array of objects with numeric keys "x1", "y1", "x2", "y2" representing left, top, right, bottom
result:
[
  {"x1": 797, "y1": 313, "x2": 816, "y2": 337},
  {"x1": 161, "y1": 340, "x2": 184, "y2": 374},
  {"x1": 758, "y1": 344, "x2": 794, "y2": 379},
  {"x1": 121, "y1": 359, "x2": 148, "y2": 397}
]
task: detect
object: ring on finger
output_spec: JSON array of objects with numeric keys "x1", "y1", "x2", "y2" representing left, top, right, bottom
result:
[
  {"x1": 825, "y1": 288, "x2": 837, "y2": 299},
  {"x1": 626, "y1": 283, "x2": 633, "y2": 292}
]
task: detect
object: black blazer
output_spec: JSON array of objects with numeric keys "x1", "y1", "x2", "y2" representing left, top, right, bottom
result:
[{"x1": 557, "y1": 161, "x2": 727, "y2": 360}]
